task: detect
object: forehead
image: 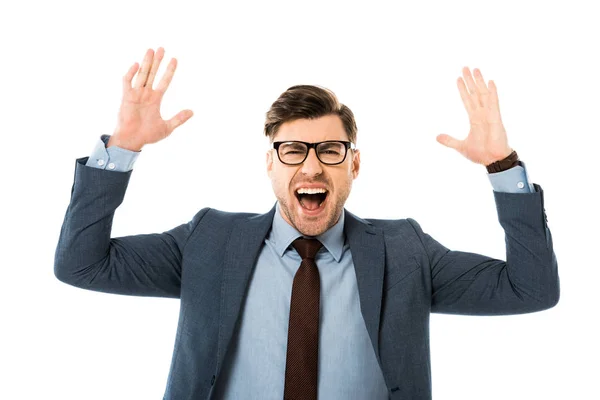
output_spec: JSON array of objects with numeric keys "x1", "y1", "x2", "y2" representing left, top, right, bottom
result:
[{"x1": 273, "y1": 114, "x2": 349, "y2": 142}]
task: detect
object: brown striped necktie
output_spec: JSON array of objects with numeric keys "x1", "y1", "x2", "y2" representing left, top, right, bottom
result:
[{"x1": 284, "y1": 238, "x2": 323, "y2": 400}]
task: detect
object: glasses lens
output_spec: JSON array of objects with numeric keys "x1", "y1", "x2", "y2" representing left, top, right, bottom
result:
[
  {"x1": 278, "y1": 142, "x2": 308, "y2": 164},
  {"x1": 317, "y1": 142, "x2": 346, "y2": 164}
]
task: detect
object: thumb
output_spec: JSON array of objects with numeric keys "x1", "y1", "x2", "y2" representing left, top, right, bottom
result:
[
  {"x1": 436, "y1": 134, "x2": 461, "y2": 151},
  {"x1": 166, "y1": 109, "x2": 194, "y2": 134}
]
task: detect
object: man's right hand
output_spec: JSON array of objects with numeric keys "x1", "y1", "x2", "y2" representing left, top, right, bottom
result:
[{"x1": 108, "y1": 47, "x2": 194, "y2": 151}]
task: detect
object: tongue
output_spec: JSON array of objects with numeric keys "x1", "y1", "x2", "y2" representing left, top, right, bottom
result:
[{"x1": 299, "y1": 194, "x2": 322, "y2": 211}]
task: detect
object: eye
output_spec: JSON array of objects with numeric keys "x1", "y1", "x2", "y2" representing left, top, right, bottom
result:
[
  {"x1": 282, "y1": 149, "x2": 305, "y2": 155},
  {"x1": 279, "y1": 143, "x2": 307, "y2": 156},
  {"x1": 318, "y1": 143, "x2": 343, "y2": 156}
]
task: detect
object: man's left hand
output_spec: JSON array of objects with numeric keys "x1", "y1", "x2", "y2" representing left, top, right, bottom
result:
[{"x1": 436, "y1": 67, "x2": 513, "y2": 166}]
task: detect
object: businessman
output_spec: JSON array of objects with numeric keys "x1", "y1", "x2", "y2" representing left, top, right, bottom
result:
[{"x1": 55, "y1": 47, "x2": 559, "y2": 400}]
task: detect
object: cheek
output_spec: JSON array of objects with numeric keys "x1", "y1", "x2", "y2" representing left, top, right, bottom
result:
[
  {"x1": 331, "y1": 170, "x2": 354, "y2": 191},
  {"x1": 271, "y1": 169, "x2": 296, "y2": 194}
]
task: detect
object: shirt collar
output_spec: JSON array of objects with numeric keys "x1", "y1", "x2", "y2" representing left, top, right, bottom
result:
[{"x1": 271, "y1": 202, "x2": 345, "y2": 262}]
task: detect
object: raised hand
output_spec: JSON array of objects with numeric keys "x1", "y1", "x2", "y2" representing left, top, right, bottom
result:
[
  {"x1": 436, "y1": 67, "x2": 513, "y2": 166},
  {"x1": 108, "y1": 48, "x2": 194, "y2": 151}
]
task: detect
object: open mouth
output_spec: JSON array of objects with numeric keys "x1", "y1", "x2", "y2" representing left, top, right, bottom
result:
[{"x1": 295, "y1": 187, "x2": 328, "y2": 212}]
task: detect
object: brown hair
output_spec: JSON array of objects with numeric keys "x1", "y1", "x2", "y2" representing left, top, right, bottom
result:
[{"x1": 264, "y1": 85, "x2": 357, "y2": 144}]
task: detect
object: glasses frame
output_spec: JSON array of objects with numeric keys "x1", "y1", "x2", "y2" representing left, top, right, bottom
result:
[{"x1": 272, "y1": 140, "x2": 354, "y2": 166}]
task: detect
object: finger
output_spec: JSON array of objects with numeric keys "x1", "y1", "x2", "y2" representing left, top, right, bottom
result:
[
  {"x1": 488, "y1": 80, "x2": 502, "y2": 122},
  {"x1": 122, "y1": 62, "x2": 139, "y2": 91},
  {"x1": 156, "y1": 58, "x2": 178, "y2": 94},
  {"x1": 473, "y1": 68, "x2": 490, "y2": 107},
  {"x1": 462, "y1": 66, "x2": 478, "y2": 94},
  {"x1": 133, "y1": 49, "x2": 154, "y2": 89},
  {"x1": 488, "y1": 80, "x2": 500, "y2": 108},
  {"x1": 436, "y1": 134, "x2": 462, "y2": 151},
  {"x1": 462, "y1": 66, "x2": 482, "y2": 107},
  {"x1": 145, "y1": 47, "x2": 165, "y2": 89},
  {"x1": 166, "y1": 109, "x2": 194, "y2": 134},
  {"x1": 457, "y1": 77, "x2": 476, "y2": 115}
]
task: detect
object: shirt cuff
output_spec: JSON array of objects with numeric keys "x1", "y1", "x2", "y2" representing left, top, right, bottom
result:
[
  {"x1": 487, "y1": 162, "x2": 534, "y2": 193},
  {"x1": 84, "y1": 134, "x2": 140, "y2": 172}
]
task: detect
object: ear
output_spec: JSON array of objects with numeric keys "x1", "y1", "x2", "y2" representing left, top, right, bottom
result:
[
  {"x1": 351, "y1": 149, "x2": 360, "y2": 179},
  {"x1": 266, "y1": 149, "x2": 274, "y2": 178}
]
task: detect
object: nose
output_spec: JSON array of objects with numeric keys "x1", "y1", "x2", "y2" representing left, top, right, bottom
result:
[{"x1": 300, "y1": 148, "x2": 323, "y2": 177}]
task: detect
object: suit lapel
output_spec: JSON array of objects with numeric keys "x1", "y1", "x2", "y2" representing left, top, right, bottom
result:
[
  {"x1": 216, "y1": 205, "x2": 276, "y2": 373},
  {"x1": 344, "y1": 209, "x2": 385, "y2": 362}
]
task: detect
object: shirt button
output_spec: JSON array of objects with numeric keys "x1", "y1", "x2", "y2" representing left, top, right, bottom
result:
[
  {"x1": 517, "y1": 182, "x2": 525, "y2": 189},
  {"x1": 107, "y1": 163, "x2": 116, "y2": 170},
  {"x1": 97, "y1": 159, "x2": 105, "y2": 166}
]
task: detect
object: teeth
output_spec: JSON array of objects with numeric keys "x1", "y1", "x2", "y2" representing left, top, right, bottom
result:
[{"x1": 297, "y1": 188, "x2": 327, "y2": 194}]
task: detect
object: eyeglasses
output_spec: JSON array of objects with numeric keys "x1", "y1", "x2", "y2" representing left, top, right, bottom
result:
[{"x1": 273, "y1": 140, "x2": 354, "y2": 165}]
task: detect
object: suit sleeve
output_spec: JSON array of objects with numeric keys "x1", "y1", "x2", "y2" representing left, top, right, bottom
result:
[
  {"x1": 54, "y1": 157, "x2": 208, "y2": 298},
  {"x1": 408, "y1": 183, "x2": 559, "y2": 315}
]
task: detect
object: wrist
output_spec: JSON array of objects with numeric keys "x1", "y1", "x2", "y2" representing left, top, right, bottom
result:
[
  {"x1": 486, "y1": 150, "x2": 521, "y2": 173},
  {"x1": 108, "y1": 134, "x2": 144, "y2": 152}
]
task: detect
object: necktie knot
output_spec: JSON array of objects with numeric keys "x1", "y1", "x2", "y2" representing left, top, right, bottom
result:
[{"x1": 292, "y1": 238, "x2": 323, "y2": 260}]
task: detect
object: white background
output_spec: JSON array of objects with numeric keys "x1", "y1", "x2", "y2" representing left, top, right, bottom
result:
[{"x1": 1, "y1": 0, "x2": 598, "y2": 399}]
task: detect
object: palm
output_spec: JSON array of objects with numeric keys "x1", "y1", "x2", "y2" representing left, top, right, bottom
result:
[
  {"x1": 437, "y1": 67, "x2": 513, "y2": 166},
  {"x1": 112, "y1": 48, "x2": 193, "y2": 150},
  {"x1": 116, "y1": 89, "x2": 170, "y2": 144}
]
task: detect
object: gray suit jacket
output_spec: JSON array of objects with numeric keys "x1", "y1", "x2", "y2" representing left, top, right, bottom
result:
[{"x1": 55, "y1": 158, "x2": 559, "y2": 399}]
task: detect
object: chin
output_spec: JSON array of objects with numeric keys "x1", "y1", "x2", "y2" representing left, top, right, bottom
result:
[
  {"x1": 277, "y1": 187, "x2": 346, "y2": 236},
  {"x1": 290, "y1": 205, "x2": 340, "y2": 237},
  {"x1": 293, "y1": 219, "x2": 329, "y2": 237}
]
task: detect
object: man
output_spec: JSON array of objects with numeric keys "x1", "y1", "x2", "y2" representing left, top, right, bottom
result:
[{"x1": 54, "y1": 47, "x2": 559, "y2": 400}]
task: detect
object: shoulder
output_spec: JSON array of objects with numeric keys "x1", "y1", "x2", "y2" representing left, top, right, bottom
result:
[
  {"x1": 192, "y1": 207, "x2": 265, "y2": 224},
  {"x1": 344, "y1": 211, "x2": 430, "y2": 263},
  {"x1": 366, "y1": 217, "x2": 424, "y2": 237},
  {"x1": 184, "y1": 207, "x2": 273, "y2": 245},
  {"x1": 344, "y1": 209, "x2": 422, "y2": 235}
]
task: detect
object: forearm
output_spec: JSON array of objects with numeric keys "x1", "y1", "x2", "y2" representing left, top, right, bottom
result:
[
  {"x1": 54, "y1": 157, "x2": 134, "y2": 290},
  {"x1": 492, "y1": 183, "x2": 558, "y2": 307}
]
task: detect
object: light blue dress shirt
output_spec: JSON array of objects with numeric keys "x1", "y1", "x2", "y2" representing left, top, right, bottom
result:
[
  {"x1": 84, "y1": 134, "x2": 534, "y2": 398},
  {"x1": 214, "y1": 203, "x2": 390, "y2": 399}
]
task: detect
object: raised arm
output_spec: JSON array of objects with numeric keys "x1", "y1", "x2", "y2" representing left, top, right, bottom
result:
[
  {"x1": 54, "y1": 48, "x2": 197, "y2": 298},
  {"x1": 419, "y1": 67, "x2": 559, "y2": 314}
]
